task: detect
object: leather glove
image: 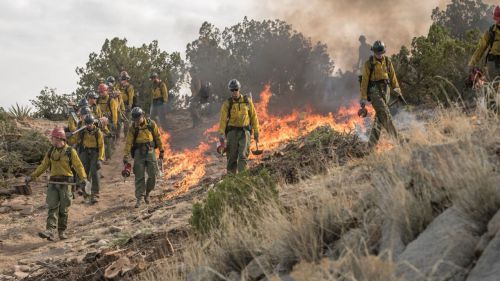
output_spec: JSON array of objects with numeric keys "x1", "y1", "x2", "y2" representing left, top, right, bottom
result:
[
  {"x1": 25, "y1": 176, "x2": 32, "y2": 184},
  {"x1": 254, "y1": 132, "x2": 260, "y2": 143},
  {"x1": 159, "y1": 150, "x2": 164, "y2": 160},
  {"x1": 393, "y1": 88, "x2": 402, "y2": 97},
  {"x1": 360, "y1": 99, "x2": 368, "y2": 107},
  {"x1": 96, "y1": 160, "x2": 102, "y2": 170}
]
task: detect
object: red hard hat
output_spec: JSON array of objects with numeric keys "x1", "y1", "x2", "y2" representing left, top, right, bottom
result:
[
  {"x1": 50, "y1": 127, "x2": 66, "y2": 140},
  {"x1": 495, "y1": 6, "x2": 500, "y2": 22},
  {"x1": 98, "y1": 83, "x2": 108, "y2": 93}
]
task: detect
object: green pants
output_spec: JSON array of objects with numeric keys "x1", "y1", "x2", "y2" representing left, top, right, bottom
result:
[
  {"x1": 104, "y1": 134, "x2": 114, "y2": 160},
  {"x1": 79, "y1": 148, "x2": 100, "y2": 195},
  {"x1": 133, "y1": 146, "x2": 157, "y2": 200},
  {"x1": 486, "y1": 60, "x2": 500, "y2": 81},
  {"x1": 226, "y1": 129, "x2": 250, "y2": 174},
  {"x1": 117, "y1": 112, "x2": 131, "y2": 140},
  {"x1": 46, "y1": 183, "x2": 72, "y2": 232},
  {"x1": 368, "y1": 84, "x2": 398, "y2": 147},
  {"x1": 150, "y1": 101, "x2": 166, "y2": 127}
]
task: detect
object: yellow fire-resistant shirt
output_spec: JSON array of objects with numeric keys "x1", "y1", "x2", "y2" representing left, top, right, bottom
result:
[
  {"x1": 218, "y1": 94, "x2": 260, "y2": 136},
  {"x1": 119, "y1": 83, "x2": 135, "y2": 108},
  {"x1": 68, "y1": 115, "x2": 78, "y2": 132},
  {"x1": 90, "y1": 104, "x2": 103, "y2": 118},
  {"x1": 151, "y1": 81, "x2": 168, "y2": 102},
  {"x1": 469, "y1": 24, "x2": 500, "y2": 67},
  {"x1": 31, "y1": 144, "x2": 87, "y2": 180},
  {"x1": 359, "y1": 56, "x2": 400, "y2": 100},
  {"x1": 97, "y1": 94, "x2": 120, "y2": 126},
  {"x1": 124, "y1": 119, "x2": 163, "y2": 155},
  {"x1": 74, "y1": 127, "x2": 105, "y2": 161}
]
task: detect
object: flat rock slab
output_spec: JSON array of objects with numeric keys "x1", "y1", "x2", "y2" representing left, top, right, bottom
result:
[
  {"x1": 466, "y1": 231, "x2": 500, "y2": 281},
  {"x1": 396, "y1": 208, "x2": 480, "y2": 281}
]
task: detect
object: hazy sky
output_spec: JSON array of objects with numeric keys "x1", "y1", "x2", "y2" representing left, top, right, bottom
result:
[
  {"x1": 0, "y1": 0, "x2": 270, "y2": 108},
  {"x1": 0, "y1": 0, "x2": 496, "y2": 109}
]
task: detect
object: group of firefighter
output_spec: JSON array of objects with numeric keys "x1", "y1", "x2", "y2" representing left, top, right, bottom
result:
[{"x1": 25, "y1": 6, "x2": 500, "y2": 241}]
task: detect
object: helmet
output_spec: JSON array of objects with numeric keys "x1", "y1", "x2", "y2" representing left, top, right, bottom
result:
[
  {"x1": 98, "y1": 83, "x2": 108, "y2": 93},
  {"x1": 149, "y1": 72, "x2": 159, "y2": 79},
  {"x1": 228, "y1": 79, "x2": 241, "y2": 91},
  {"x1": 77, "y1": 98, "x2": 88, "y2": 108},
  {"x1": 131, "y1": 107, "x2": 144, "y2": 121},
  {"x1": 359, "y1": 35, "x2": 366, "y2": 42},
  {"x1": 84, "y1": 114, "x2": 95, "y2": 125},
  {"x1": 372, "y1": 40, "x2": 386, "y2": 54},
  {"x1": 494, "y1": 5, "x2": 500, "y2": 22},
  {"x1": 86, "y1": 91, "x2": 99, "y2": 99},
  {"x1": 79, "y1": 106, "x2": 91, "y2": 116},
  {"x1": 50, "y1": 127, "x2": 66, "y2": 140},
  {"x1": 120, "y1": 71, "x2": 130, "y2": 80},
  {"x1": 106, "y1": 76, "x2": 116, "y2": 84}
]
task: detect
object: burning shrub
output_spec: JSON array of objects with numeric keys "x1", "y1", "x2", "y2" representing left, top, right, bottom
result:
[
  {"x1": 190, "y1": 169, "x2": 278, "y2": 234},
  {"x1": 258, "y1": 126, "x2": 365, "y2": 184}
]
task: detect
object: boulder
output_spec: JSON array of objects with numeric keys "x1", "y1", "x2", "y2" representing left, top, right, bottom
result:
[
  {"x1": 396, "y1": 208, "x2": 480, "y2": 281},
  {"x1": 243, "y1": 255, "x2": 274, "y2": 281},
  {"x1": 466, "y1": 231, "x2": 500, "y2": 281}
]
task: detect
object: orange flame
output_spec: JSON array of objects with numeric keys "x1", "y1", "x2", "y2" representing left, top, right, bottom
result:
[{"x1": 160, "y1": 84, "x2": 378, "y2": 200}]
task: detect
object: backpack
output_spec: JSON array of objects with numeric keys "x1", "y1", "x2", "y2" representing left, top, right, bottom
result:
[
  {"x1": 225, "y1": 95, "x2": 252, "y2": 135},
  {"x1": 130, "y1": 118, "x2": 156, "y2": 157},
  {"x1": 78, "y1": 128, "x2": 101, "y2": 153},
  {"x1": 361, "y1": 55, "x2": 392, "y2": 99},
  {"x1": 46, "y1": 146, "x2": 74, "y2": 171}
]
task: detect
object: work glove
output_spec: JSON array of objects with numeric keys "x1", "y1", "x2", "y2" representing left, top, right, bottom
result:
[
  {"x1": 254, "y1": 132, "x2": 260, "y2": 143},
  {"x1": 360, "y1": 99, "x2": 368, "y2": 107},
  {"x1": 123, "y1": 155, "x2": 130, "y2": 165},
  {"x1": 159, "y1": 150, "x2": 165, "y2": 160},
  {"x1": 219, "y1": 135, "x2": 225, "y2": 144},
  {"x1": 96, "y1": 160, "x2": 102, "y2": 170},
  {"x1": 25, "y1": 176, "x2": 32, "y2": 184}
]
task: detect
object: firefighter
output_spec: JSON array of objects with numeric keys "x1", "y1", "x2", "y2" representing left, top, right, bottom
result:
[
  {"x1": 356, "y1": 35, "x2": 372, "y2": 73},
  {"x1": 149, "y1": 72, "x2": 168, "y2": 125},
  {"x1": 117, "y1": 71, "x2": 134, "y2": 138},
  {"x1": 123, "y1": 107, "x2": 164, "y2": 208},
  {"x1": 86, "y1": 91, "x2": 103, "y2": 118},
  {"x1": 469, "y1": 5, "x2": 500, "y2": 81},
  {"x1": 359, "y1": 40, "x2": 402, "y2": 148},
  {"x1": 218, "y1": 79, "x2": 260, "y2": 174},
  {"x1": 67, "y1": 98, "x2": 88, "y2": 132},
  {"x1": 74, "y1": 114, "x2": 105, "y2": 204},
  {"x1": 25, "y1": 127, "x2": 88, "y2": 241},
  {"x1": 106, "y1": 76, "x2": 125, "y2": 141},
  {"x1": 97, "y1": 83, "x2": 119, "y2": 160}
]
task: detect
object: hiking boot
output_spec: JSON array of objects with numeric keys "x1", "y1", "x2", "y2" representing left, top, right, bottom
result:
[
  {"x1": 38, "y1": 230, "x2": 55, "y2": 241},
  {"x1": 135, "y1": 199, "x2": 141, "y2": 208},
  {"x1": 58, "y1": 231, "x2": 68, "y2": 240},
  {"x1": 90, "y1": 195, "x2": 98, "y2": 204},
  {"x1": 144, "y1": 195, "x2": 150, "y2": 204}
]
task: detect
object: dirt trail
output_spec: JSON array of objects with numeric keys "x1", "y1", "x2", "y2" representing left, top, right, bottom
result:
[{"x1": 0, "y1": 113, "x2": 228, "y2": 278}]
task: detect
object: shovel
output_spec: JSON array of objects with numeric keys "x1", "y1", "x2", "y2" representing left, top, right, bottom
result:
[{"x1": 251, "y1": 141, "x2": 264, "y2": 155}]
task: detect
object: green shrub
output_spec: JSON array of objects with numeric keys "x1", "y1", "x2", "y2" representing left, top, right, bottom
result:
[
  {"x1": 9, "y1": 130, "x2": 51, "y2": 164},
  {"x1": 190, "y1": 169, "x2": 278, "y2": 234},
  {"x1": 30, "y1": 87, "x2": 74, "y2": 121}
]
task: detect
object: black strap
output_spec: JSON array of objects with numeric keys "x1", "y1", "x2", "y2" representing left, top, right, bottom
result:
[
  {"x1": 79, "y1": 128, "x2": 100, "y2": 150},
  {"x1": 132, "y1": 118, "x2": 154, "y2": 145},
  {"x1": 226, "y1": 95, "x2": 251, "y2": 132},
  {"x1": 47, "y1": 146, "x2": 73, "y2": 170}
]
